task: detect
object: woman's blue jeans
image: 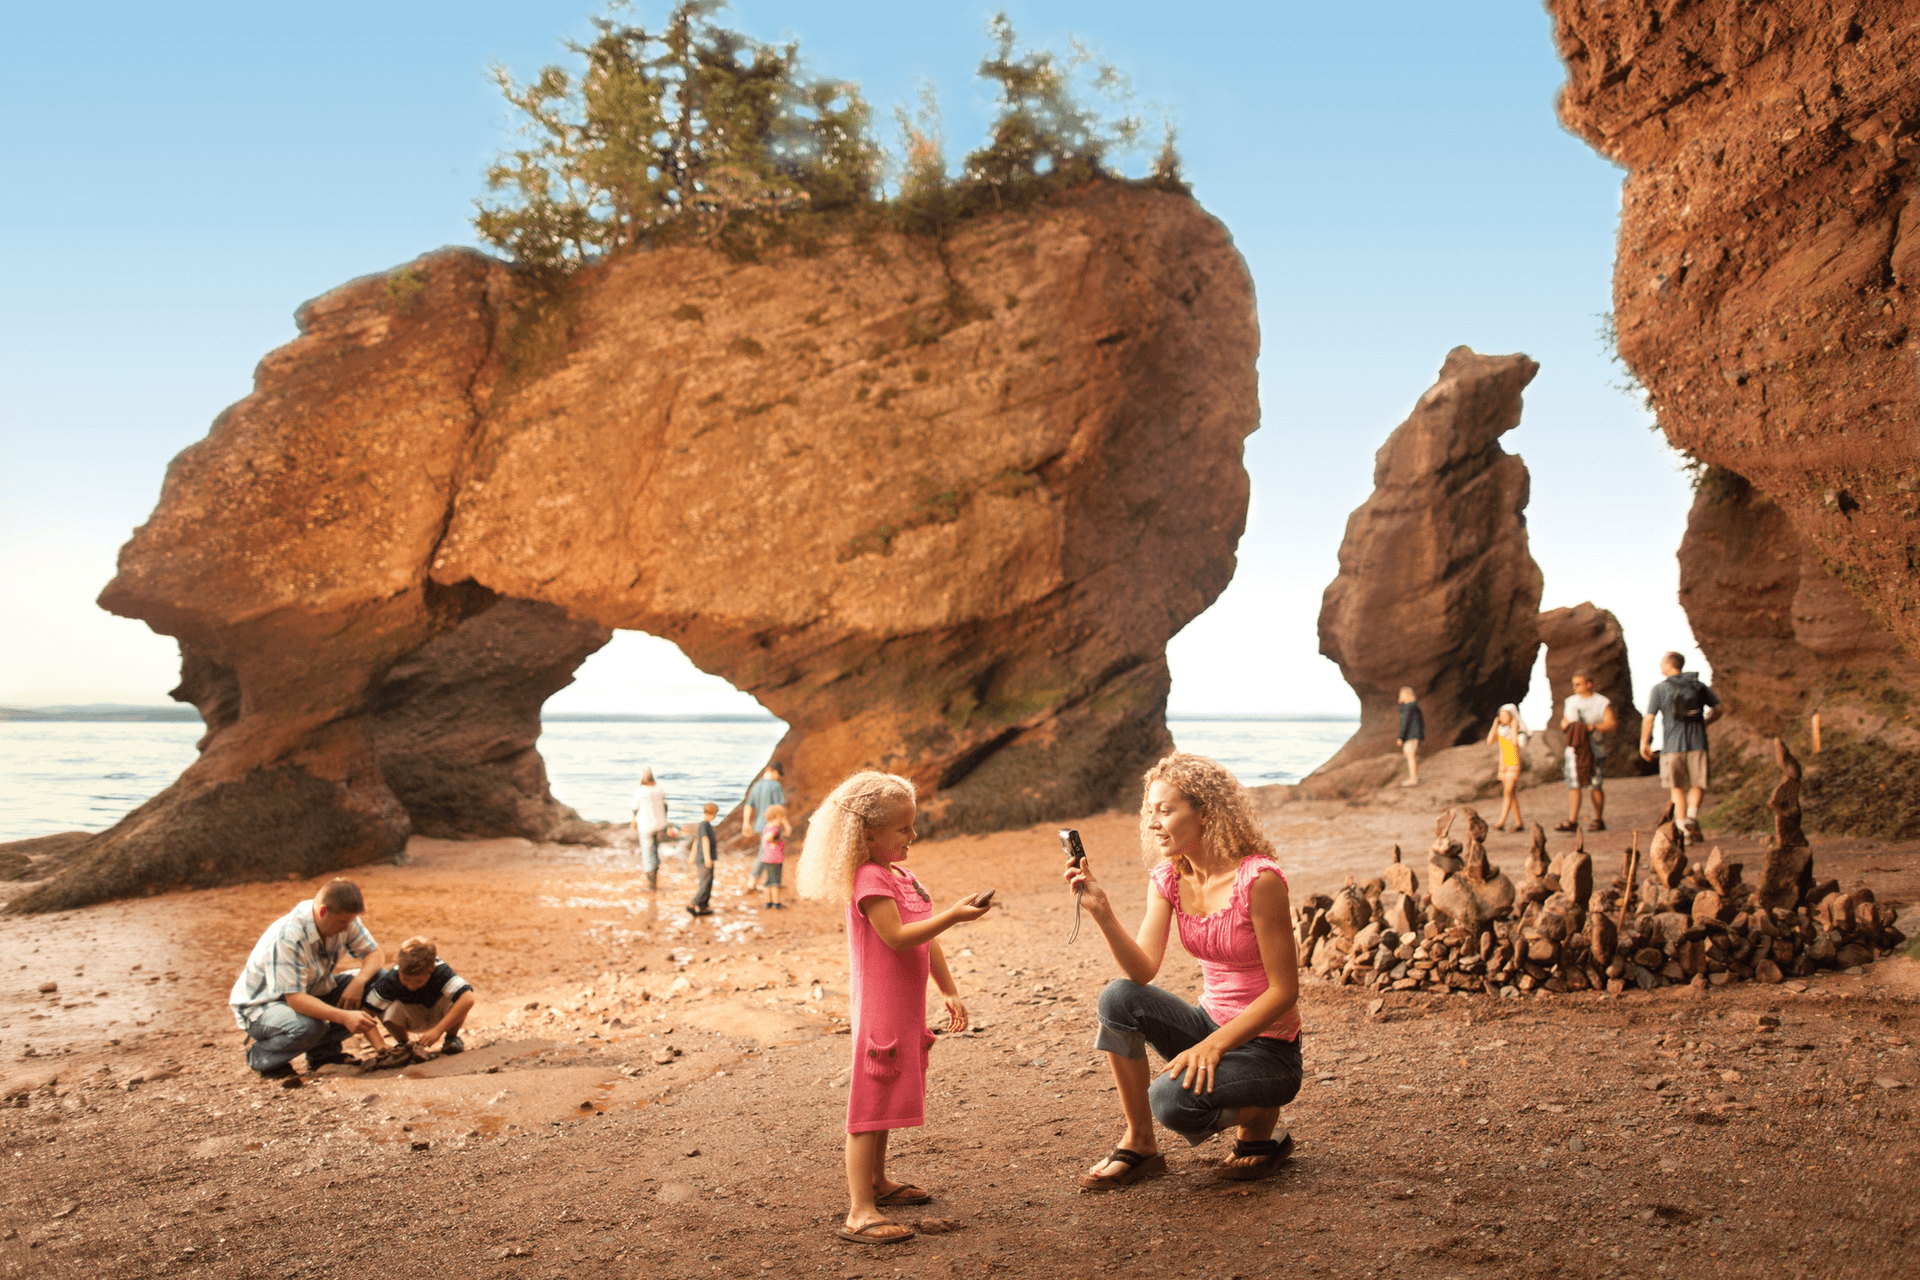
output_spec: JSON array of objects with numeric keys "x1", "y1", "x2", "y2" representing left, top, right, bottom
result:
[{"x1": 1093, "y1": 978, "x2": 1303, "y2": 1139}]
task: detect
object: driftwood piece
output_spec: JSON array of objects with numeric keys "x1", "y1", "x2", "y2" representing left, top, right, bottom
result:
[{"x1": 1616, "y1": 832, "x2": 1640, "y2": 933}]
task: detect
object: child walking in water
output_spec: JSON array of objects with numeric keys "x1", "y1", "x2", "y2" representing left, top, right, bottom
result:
[
  {"x1": 796, "y1": 771, "x2": 992, "y2": 1246},
  {"x1": 757, "y1": 803, "x2": 792, "y2": 910}
]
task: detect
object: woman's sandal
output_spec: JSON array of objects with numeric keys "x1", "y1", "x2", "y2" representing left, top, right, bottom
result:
[
  {"x1": 874, "y1": 1184, "x2": 933, "y2": 1206},
  {"x1": 1588, "y1": 820, "x2": 1607, "y2": 831},
  {"x1": 835, "y1": 1221, "x2": 915, "y2": 1245},
  {"x1": 1077, "y1": 1148, "x2": 1167, "y2": 1192},
  {"x1": 1216, "y1": 1135, "x2": 1295, "y2": 1182},
  {"x1": 1553, "y1": 820, "x2": 1579, "y2": 832}
]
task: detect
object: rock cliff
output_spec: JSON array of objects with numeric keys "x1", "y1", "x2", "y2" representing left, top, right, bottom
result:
[
  {"x1": 1552, "y1": 0, "x2": 1920, "y2": 655},
  {"x1": 1678, "y1": 468, "x2": 1920, "y2": 837},
  {"x1": 11, "y1": 185, "x2": 1258, "y2": 910},
  {"x1": 1551, "y1": 1, "x2": 1920, "y2": 836},
  {"x1": 1314, "y1": 347, "x2": 1544, "y2": 775}
]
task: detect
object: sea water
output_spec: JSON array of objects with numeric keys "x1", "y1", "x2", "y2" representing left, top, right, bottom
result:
[{"x1": 0, "y1": 715, "x2": 1356, "y2": 840}]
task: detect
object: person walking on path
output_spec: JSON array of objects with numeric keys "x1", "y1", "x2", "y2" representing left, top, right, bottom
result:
[
  {"x1": 1640, "y1": 651, "x2": 1723, "y2": 842},
  {"x1": 742, "y1": 762, "x2": 787, "y2": 882},
  {"x1": 630, "y1": 767, "x2": 671, "y2": 892},
  {"x1": 796, "y1": 771, "x2": 992, "y2": 1245},
  {"x1": 687, "y1": 802, "x2": 720, "y2": 916},
  {"x1": 1067, "y1": 753, "x2": 1304, "y2": 1190},
  {"x1": 1395, "y1": 687, "x2": 1425, "y2": 786},
  {"x1": 1486, "y1": 704, "x2": 1529, "y2": 832},
  {"x1": 229, "y1": 879, "x2": 388, "y2": 1082},
  {"x1": 1557, "y1": 672, "x2": 1617, "y2": 833}
]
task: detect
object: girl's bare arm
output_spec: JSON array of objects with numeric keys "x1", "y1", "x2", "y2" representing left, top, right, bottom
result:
[{"x1": 860, "y1": 894, "x2": 990, "y2": 953}]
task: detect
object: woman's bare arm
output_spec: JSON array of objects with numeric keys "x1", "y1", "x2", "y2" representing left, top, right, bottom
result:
[{"x1": 1069, "y1": 855, "x2": 1172, "y2": 985}]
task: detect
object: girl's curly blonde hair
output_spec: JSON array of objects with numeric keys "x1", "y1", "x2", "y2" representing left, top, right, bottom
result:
[
  {"x1": 1138, "y1": 752, "x2": 1274, "y2": 875},
  {"x1": 795, "y1": 771, "x2": 917, "y2": 904}
]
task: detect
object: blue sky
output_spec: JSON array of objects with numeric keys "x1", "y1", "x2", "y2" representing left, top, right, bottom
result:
[{"x1": 0, "y1": 1, "x2": 1699, "y2": 724}]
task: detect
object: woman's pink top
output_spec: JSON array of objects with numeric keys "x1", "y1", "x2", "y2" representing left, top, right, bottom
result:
[
  {"x1": 1151, "y1": 854, "x2": 1302, "y2": 1042},
  {"x1": 845, "y1": 860, "x2": 937, "y2": 1134},
  {"x1": 760, "y1": 829, "x2": 786, "y2": 864}
]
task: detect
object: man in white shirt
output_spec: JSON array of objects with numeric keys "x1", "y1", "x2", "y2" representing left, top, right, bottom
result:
[
  {"x1": 1557, "y1": 672, "x2": 1617, "y2": 833},
  {"x1": 630, "y1": 767, "x2": 671, "y2": 891}
]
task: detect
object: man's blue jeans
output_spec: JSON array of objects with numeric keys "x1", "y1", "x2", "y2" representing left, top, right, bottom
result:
[
  {"x1": 242, "y1": 973, "x2": 359, "y2": 1074},
  {"x1": 1093, "y1": 979, "x2": 1303, "y2": 1139}
]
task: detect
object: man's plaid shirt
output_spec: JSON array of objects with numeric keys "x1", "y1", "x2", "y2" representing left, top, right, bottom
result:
[{"x1": 229, "y1": 900, "x2": 377, "y2": 1029}]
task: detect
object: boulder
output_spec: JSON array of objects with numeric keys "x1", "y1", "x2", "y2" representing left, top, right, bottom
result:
[
  {"x1": 1311, "y1": 347, "x2": 1543, "y2": 775},
  {"x1": 1327, "y1": 882, "x2": 1374, "y2": 939},
  {"x1": 1646, "y1": 822, "x2": 1686, "y2": 890},
  {"x1": 1702, "y1": 847, "x2": 1743, "y2": 897},
  {"x1": 1383, "y1": 846, "x2": 1418, "y2": 897},
  {"x1": 1548, "y1": 849, "x2": 1592, "y2": 908},
  {"x1": 9, "y1": 186, "x2": 1259, "y2": 910}
]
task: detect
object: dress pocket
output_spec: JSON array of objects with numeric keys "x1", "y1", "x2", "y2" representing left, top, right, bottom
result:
[{"x1": 861, "y1": 1037, "x2": 903, "y2": 1081}]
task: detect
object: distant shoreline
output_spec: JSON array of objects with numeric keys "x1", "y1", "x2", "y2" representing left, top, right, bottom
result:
[{"x1": 4, "y1": 707, "x2": 1359, "y2": 725}]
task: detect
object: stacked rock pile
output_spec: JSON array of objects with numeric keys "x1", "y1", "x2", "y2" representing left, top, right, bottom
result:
[{"x1": 1291, "y1": 743, "x2": 1907, "y2": 996}]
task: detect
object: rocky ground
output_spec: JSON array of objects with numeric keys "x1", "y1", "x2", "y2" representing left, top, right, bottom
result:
[{"x1": 2, "y1": 777, "x2": 1917, "y2": 1279}]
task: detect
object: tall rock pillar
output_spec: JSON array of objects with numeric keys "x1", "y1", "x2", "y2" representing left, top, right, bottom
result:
[{"x1": 1314, "y1": 347, "x2": 1544, "y2": 775}]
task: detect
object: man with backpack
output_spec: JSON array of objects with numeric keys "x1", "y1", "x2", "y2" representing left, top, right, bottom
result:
[{"x1": 1639, "y1": 651, "x2": 1723, "y2": 841}]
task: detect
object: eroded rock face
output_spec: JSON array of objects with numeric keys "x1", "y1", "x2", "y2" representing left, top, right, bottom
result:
[
  {"x1": 1551, "y1": 2, "x2": 1920, "y2": 657},
  {"x1": 12, "y1": 186, "x2": 1257, "y2": 910},
  {"x1": 1314, "y1": 347, "x2": 1543, "y2": 773},
  {"x1": 1678, "y1": 468, "x2": 1920, "y2": 836},
  {"x1": 1536, "y1": 602, "x2": 1648, "y2": 780}
]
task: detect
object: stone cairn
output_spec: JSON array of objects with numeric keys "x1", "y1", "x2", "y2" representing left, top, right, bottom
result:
[{"x1": 1291, "y1": 740, "x2": 1908, "y2": 996}]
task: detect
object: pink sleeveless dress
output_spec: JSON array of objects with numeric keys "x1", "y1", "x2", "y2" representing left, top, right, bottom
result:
[
  {"x1": 846, "y1": 861, "x2": 938, "y2": 1133},
  {"x1": 1150, "y1": 854, "x2": 1303, "y2": 1042}
]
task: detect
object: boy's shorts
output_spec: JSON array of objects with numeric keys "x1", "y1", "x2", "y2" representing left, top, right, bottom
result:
[
  {"x1": 761, "y1": 862, "x2": 784, "y2": 888},
  {"x1": 381, "y1": 994, "x2": 456, "y2": 1035}
]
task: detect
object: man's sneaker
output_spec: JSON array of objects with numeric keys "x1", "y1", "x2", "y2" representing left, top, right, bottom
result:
[
  {"x1": 304, "y1": 1046, "x2": 349, "y2": 1069},
  {"x1": 257, "y1": 1062, "x2": 304, "y2": 1088},
  {"x1": 1682, "y1": 818, "x2": 1704, "y2": 842},
  {"x1": 442, "y1": 1034, "x2": 465, "y2": 1055}
]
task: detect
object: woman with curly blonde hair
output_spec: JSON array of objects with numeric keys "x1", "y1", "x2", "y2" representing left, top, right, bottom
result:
[
  {"x1": 797, "y1": 771, "x2": 992, "y2": 1246},
  {"x1": 1065, "y1": 752, "x2": 1303, "y2": 1189}
]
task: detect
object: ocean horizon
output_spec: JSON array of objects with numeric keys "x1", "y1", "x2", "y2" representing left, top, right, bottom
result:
[{"x1": 0, "y1": 712, "x2": 1359, "y2": 840}]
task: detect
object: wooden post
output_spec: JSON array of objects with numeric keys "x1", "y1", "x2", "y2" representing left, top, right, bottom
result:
[
  {"x1": 1811, "y1": 712, "x2": 1821, "y2": 755},
  {"x1": 1616, "y1": 831, "x2": 1640, "y2": 934}
]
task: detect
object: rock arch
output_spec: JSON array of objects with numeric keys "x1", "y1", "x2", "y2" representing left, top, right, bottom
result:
[{"x1": 9, "y1": 186, "x2": 1259, "y2": 910}]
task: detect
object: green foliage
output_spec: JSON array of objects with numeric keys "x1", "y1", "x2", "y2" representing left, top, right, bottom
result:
[
  {"x1": 382, "y1": 265, "x2": 427, "y2": 310},
  {"x1": 963, "y1": 13, "x2": 1142, "y2": 194},
  {"x1": 477, "y1": 3, "x2": 1182, "y2": 272},
  {"x1": 475, "y1": 0, "x2": 881, "y2": 271}
]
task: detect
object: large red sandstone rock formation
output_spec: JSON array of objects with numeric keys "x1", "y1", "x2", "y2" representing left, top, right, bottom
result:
[
  {"x1": 1537, "y1": 602, "x2": 1648, "y2": 780},
  {"x1": 1314, "y1": 347, "x2": 1544, "y2": 774},
  {"x1": 1551, "y1": 1, "x2": 1920, "y2": 834},
  {"x1": 9, "y1": 186, "x2": 1258, "y2": 911}
]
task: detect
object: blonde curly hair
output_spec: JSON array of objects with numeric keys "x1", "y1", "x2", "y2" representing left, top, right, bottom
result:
[
  {"x1": 1138, "y1": 752, "x2": 1274, "y2": 875},
  {"x1": 795, "y1": 771, "x2": 917, "y2": 904}
]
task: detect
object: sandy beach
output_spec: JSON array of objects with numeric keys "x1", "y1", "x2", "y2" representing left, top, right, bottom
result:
[{"x1": 2, "y1": 773, "x2": 1916, "y2": 1279}]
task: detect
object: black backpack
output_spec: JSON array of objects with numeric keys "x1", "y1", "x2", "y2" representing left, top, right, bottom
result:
[{"x1": 1668, "y1": 674, "x2": 1707, "y2": 720}]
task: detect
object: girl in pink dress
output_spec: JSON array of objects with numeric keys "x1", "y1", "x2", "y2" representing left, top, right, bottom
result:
[
  {"x1": 795, "y1": 771, "x2": 993, "y2": 1246},
  {"x1": 757, "y1": 803, "x2": 792, "y2": 910},
  {"x1": 1066, "y1": 753, "x2": 1304, "y2": 1188}
]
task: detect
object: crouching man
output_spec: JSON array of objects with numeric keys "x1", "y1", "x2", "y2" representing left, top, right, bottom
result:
[
  {"x1": 364, "y1": 936, "x2": 475, "y2": 1056},
  {"x1": 229, "y1": 878, "x2": 387, "y2": 1082}
]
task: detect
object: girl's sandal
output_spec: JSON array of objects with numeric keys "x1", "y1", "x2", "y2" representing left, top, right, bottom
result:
[
  {"x1": 1553, "y1": 821, "x2": 1579, "y2": 833},
  {"x1": 1216, "y1": 1134, "x2": 1295, "y2": 1182},
  {"x1": 836, "y1": 1221, "x2": 915, "y2": 1245},
  {"x1": 874, "y1": 1184, "x2": 933, "y2": 1206},
  {"x1": 1077, "y1": 1148, "x2": 1167, "y2": 1192}
]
